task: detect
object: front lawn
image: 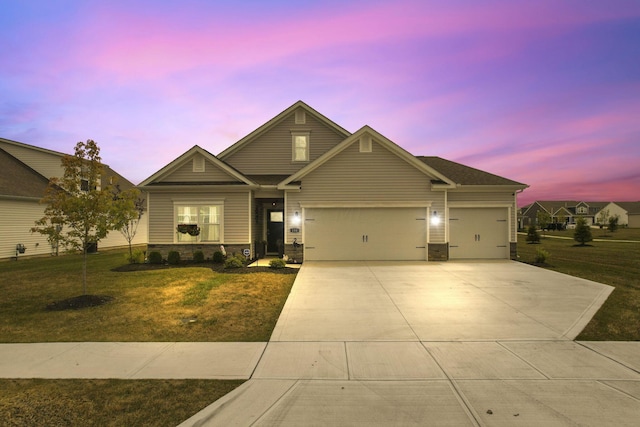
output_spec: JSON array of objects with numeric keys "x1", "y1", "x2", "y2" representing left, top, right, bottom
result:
[
  {"x1": 0, "y1": 249, "x2": 297, "y2": 342},
  {"x1": 0, "y1": 249, "x2": 297, "y2": 425},
  {"x1": 517, "y1": 234, "x2": 640, "y2": 341},
  {"x1": 0, "y1": 379, "x2": 242, "y2": 427}
]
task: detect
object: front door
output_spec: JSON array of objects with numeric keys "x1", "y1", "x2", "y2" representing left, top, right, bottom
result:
[{"x1": 267, "y1": 210, "x2": 284, "y2": 254}]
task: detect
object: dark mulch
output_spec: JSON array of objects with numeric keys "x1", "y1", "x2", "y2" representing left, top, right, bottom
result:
[
  {"x1": 46, "y1": 295, "x2": 115, "y2": 311},
  {"x1": 111, "y1": 262, "x2": 299, "y2": 274}
]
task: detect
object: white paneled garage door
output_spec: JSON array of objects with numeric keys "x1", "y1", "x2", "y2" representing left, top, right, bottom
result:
[
  {"x1": 449, "y1": 208, "x2": 509, "y2": 259},
  {"x1": 304, "y1": 208, "x2": 427, "y2": 261}
]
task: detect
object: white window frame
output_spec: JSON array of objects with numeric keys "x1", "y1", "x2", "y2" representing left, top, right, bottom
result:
[
  {"x1": 292, "y1": 131, "x2": 310, "y2": 162},
  {"x1": 174, "y1": 202, "x2": 224, "y2": 243}
]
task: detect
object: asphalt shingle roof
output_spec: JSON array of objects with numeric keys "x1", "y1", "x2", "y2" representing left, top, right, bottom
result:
[
  {"x1": 0, "y1": 148, "x2": 49, "y2": 199},
  {"x1": 417, "y1": 156, "x2": 526, "y2": 186}
]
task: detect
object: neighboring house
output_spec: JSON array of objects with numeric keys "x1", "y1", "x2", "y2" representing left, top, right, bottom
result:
[
  {"x1": 139, "y1": 101, "x2": 527, "y2": 261},
  {"x1": 0, "y1": 138, "x2": 148, "y2": 259},
  {"x1": 520, "y1": 200, "x2": 639, "y2": 228}
]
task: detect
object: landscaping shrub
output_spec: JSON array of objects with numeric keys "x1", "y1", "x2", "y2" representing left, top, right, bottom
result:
[
  {"x1": 193, "y1": 250, "x2": 205, "y2": 263},
  {"x1": 534, "y1": 248, "x2": 550, "y2": 264},
  {"x1": 212, "y1": 251, "x2": 225, "y2": 264},
  {"x1": 167, "y1": 251, "x2": 181, "y2": 265},
  {"x1": 148, "y1": 251, "x2": 163, "y2": 264},
  {"x1": 125, "y1": 249, "x2": 145, "y2": 264},
  {"x1": 526, "y1": 225, "x2": 540, "y2": 244},
  {"x1": 269, "y1": 259, "x2": 287, "y2": 269},
  {"x1": 224, "y1": 254, "x2": 245, "y2": 269},
  {"x1": 574, "y1": 217, "x2": 593, "y2": 246}
]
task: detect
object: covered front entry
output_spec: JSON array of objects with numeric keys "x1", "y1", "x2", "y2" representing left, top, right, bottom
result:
[
  {"x1": 304, "y1": 207, "x2": 427, "y2": 261},
  {"x1": 449, "y1": 207, "x2": 509, "y2": 259}
]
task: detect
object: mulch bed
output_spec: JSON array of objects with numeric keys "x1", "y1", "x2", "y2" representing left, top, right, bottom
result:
[
  {"x1": 111, "y1": 262, "x2": 299, "y2": 274},
  {"x1": 46, "y1": 295, "x2": 115, "y2": 311}
]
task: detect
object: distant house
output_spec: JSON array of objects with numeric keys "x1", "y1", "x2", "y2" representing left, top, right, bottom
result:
[
  {"x1": 0, "y1": 138, "x2": 148, "y2": 259},
  {"x1": 139, "y1": 101, "x2": 528, "y2": 262},
  {"x1": 519, "y1": 200, "x2": 640, "y2": 228}
]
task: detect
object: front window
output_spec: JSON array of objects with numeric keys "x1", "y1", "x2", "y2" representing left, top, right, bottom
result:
[
  {"x1": 292, "y1": 133, "x2": 309, "y2": 162},
  {"x1": 176, "y1": 204, "x2": 222, "y2": 242}
]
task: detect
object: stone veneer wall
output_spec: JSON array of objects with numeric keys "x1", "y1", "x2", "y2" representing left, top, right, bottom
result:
[
  {"x1": 428, "y1": 243, "x2": 449, "y2": 261},
  {"x1": 510, "y1": 242, "x2": 518, "y2": 260},
  {"x1": 147, "y1": 244, "x2": 250, "y2": 261},
  {"x1": 284, "y1": 243, "x2": 304, "y2": 263}
]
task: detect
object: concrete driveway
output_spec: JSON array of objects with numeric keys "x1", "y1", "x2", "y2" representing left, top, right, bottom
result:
[
  {"x1": 181, "y1": 261, "x2": 640, "y2": 426},
  {"x1": 271, "y1": 261, "x2": 612, "y2": 341}
]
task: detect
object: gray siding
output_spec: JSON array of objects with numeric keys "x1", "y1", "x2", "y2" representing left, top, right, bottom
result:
[
  {"x1": 0, "y1": 142, "x2": 64, "y2": 180},
  {"x1": 148, "y1": 190, "x2": 250, "y2": 244},
  {"x1": 161, "y1": 156, "x2": 241, "y2": 183},
  {"x1": 222, "y1": 108, "x2": 346, "y2": 175},
  {"x1": 286, "y1": 140, "x2": 445, "y2": 244}
]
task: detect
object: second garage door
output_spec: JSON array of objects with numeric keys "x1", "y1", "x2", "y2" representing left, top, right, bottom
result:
[
  {"x1": 449, "y1": 208, "x2": 509, "y2": 259},
  {"x1": 304, "y1": 207, "x2": 427, "y2": 261}
]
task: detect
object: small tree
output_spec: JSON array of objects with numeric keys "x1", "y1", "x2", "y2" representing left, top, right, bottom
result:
[
  {"x1": 526, "y1": 225, "x2": 540, "y2": 244},
  {"x1": 597, "y1": 209, "x2": 609, "y2": 236},
  {"x1": 608, "y1": 215, "x2": 619, "y2": 234},
  {"x1": 112, "y1": 185, "x2": 145, "y2": 263},
  {"x1": 536, "y1": 210, "x2": 551, "y2": 236},
  {"x1": 32, "y1": 140, "x2": 138, "y2": 295},
  {"x1": 573, "y1": 217, "x2": 593, "y2": 246}
]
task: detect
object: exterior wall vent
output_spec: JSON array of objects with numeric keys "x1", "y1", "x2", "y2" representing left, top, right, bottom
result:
[
  {"x1": 359, "y1": 134, "x2": 372, "y2": 153},
  {"x1": 295, "y1": 109, "x2": 306, "y2": 124},
  {"x1": 193, "y1": 156, "x2": 205, "y2": 172}
]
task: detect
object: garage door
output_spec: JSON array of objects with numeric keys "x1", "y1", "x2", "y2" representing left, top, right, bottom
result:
[
  {"x1": 304, "y1": 208, "x2": 427, "y2": 261},
  {"x1": 449, "y1": 208, "x2": 509, "y2": 259}
]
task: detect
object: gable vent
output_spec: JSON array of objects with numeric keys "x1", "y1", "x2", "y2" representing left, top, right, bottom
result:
[
  {"x1": 295, "y1": 109, "x2": 306, "y2": 124},
  {"x1": 359, "y1": 134, "x2": 372, "y2": 153},
  {"x1": 193, "y1": 156, "x2": 205, "y2": 172}
]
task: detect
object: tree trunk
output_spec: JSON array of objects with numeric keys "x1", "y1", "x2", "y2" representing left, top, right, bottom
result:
[{"x1": 83, "y1": 246, "x2": 88, "y2": 295}]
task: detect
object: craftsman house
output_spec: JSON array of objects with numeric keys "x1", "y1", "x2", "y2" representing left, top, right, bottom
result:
[
  {"x1": 0, "y1": 138, "x2": 148, "y2": 259},
  {"x1": 139, "y1": 101, "x2": 527, "y2": 261}
]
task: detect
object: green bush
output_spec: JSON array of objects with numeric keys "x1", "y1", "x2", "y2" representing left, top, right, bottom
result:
[
  {"x1": 147, "y1": 251, "x2": 163, "y2": 264},
  {"x1": 269, "y1": 258, "x2": 287, "y2": 269},
  {"x1": 167, "y1": 251, "x2": 181, "y2": 265},
  {"x1": 193, "y1": 250, "x2": 205, "y2": 263},
  {"x1": 574, "y1": 217, "x2": 593, "y2": 246},
  {"x1": 224, "y1": 255, "x2": 245, "y2": 269},
  {"x1": 526, "y1": 225, "x2": 540, "y2": 244},
  {"x1": 212, "y1": 251, "x2": 225, "y2": 264},
  {"x1": 125, "y1": 249, "x2": 145, "y2": 264},
  {"x1": 534, "y1": 248, "x2": 550, "y2": 264}
]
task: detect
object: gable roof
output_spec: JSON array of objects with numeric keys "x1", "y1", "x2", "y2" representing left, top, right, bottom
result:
[
  {"x1": 417, "y1": 157, "x2": 527, "y2": 188},
  {"x1": 614, "y1": 201, "x2": 640, "y2": 214},
  {"x1": 278, "y1": 126, "x2": 456, "y2": 188},
  {"x1": 139, "y1": 145, "x2": 255, "y2": 187},
  {"x1": 0, "y1": 147, "x2": 50, "y2": 199},
  {"x1": 217, "y1": 100, "x2": 351, "y2": 160}
]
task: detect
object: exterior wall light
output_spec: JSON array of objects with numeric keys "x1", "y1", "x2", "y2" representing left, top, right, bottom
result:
[
  {"x1": 430, "y1": 211, "x2": 440, "y2": 226},
  {"x1": 292, "y1": 211, "x2": 301, "y2": 225}
]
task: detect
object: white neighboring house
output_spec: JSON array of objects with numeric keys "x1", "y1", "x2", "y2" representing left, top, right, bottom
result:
[
  {"x1": 595, "y1": 202, "x2": 640, "y2": 228},
  {"x1": 0, "y1": 138, "x2": 148, "y2": 260}
]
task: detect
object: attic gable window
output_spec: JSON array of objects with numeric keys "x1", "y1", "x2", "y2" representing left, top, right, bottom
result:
[
  {"x1": 292, "y1": 132, "x2": 310, "y2": 162},
  {"x1": 193, "y1": 156, "x2": 205, "y2": 172}
]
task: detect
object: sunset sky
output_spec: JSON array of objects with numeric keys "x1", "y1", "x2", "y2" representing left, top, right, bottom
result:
[{"x1": 1, "y1": 0, "x2": 639, "y2": 206}]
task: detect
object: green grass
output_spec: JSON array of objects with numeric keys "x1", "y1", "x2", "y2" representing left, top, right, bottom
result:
[
  {"x1": 0, "y1": 379, "x2": 242, "y2": 426},
  {"x1": 517, "y1": 234, "x2": 640, "y2": 340},
  {"x1": 0, "y1": 249, "x2": 296, "y2": 342},
  {"x1": 0, "y1": 248, "x2": 297, "y2": 425}
]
